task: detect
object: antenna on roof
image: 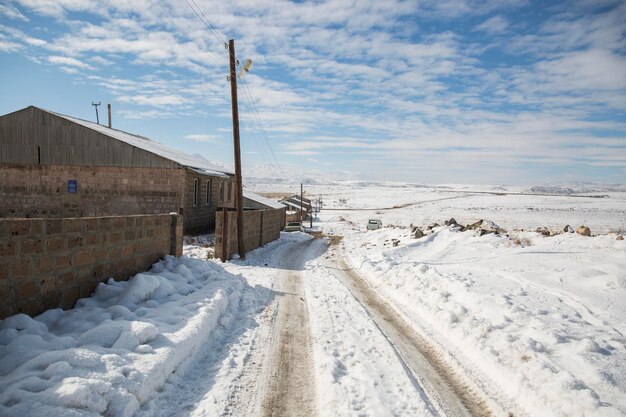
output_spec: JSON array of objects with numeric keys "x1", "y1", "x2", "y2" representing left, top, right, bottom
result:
[{"x1": 91, "y1": 102, "x2": 101, "y2": 124}]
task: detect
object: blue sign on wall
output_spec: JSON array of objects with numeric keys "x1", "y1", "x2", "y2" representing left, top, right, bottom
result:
[{"x1": 68, "y1": 180, "x2": 77, "y2": 193}]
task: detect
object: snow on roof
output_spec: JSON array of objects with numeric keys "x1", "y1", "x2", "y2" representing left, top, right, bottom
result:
[
  {"x1": 44, "y1": 107, "x2": 233, "y2": 177},
  {"x1": 283, "y1": 196, "x2": 311, "y2": 208},
  {"x1": 243, "y1": 191, "x2": 286, "y2": 209},
  {"x1": 282, "y1": 200, "x2": 309, "y2": 211}
]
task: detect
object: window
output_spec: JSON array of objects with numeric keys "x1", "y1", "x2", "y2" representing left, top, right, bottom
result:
[
  {"x1": 205, "y1": 180, "x2": 211, "y2": 205},
  {"x1": 193, "y1": 179, "x2": 199, "y2": 206},
  {"x1": 227, "y1": 182, "x2": 232, "y2": 203}
]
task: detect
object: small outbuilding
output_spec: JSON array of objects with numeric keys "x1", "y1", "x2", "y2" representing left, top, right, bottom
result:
[{"x1": 0, "y1": 106, "x2": 234, "y2": 234}]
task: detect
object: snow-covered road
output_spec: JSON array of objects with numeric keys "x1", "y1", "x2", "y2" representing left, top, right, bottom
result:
[
  {"x1": 2, "y1": 185, "x2": 625, "y2": 417},
  {"x1": 175, "y1": 234, "x2": 456, "y2": 417},
  {"x1": 259, "y1": 239, "x2": 316, "y2": 417},
  {"x1": 329, "y1": 255, "x2": 493, "y2": 417}
]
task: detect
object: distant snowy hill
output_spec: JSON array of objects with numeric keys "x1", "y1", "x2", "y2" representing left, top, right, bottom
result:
[
  {"x1": 244, "y1": 164, "x2": 374, "y2": 186},
  {"x1": 528, "y1": 182, "x2": 626, "y2": 194}
]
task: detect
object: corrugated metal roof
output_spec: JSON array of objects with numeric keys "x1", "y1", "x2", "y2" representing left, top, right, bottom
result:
[
  {"x1": 42, "y1": 107, "x2": 234, "y2": 177},
  {"x1": 243, "y1": 191, "x2": 286, "y2": 209}
]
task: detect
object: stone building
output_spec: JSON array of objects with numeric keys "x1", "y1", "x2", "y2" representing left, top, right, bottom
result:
[{"x1": 0, "y1": 106, "x2": 234, "y2": 234}]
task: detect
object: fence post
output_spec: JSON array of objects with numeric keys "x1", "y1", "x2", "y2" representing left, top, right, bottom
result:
[
  {"x1": 170, "y1": 213, "x2": 182, "y2": 256},
  {"x1": 221, "y1": 208, "x2": 228, "y2": 262},
  {"x1": 259, "y1": 210, "x2": 264, "y2": 247}
]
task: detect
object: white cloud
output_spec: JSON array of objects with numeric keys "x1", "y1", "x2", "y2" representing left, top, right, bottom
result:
[
  {"x1": 118, "y1": 94, "x2": 189, "y2": 107},
  {"x1": 184, "y1": 134, "x2": 220, "y2": 142},
  {"x1": 475, "y1": 15, "x2": 508, "y2": 34},
  {"x1": 534, "y1": 49, "x2": 626, "y2": 91},
  {"x1": 117, "y1": 109, "x2": 174, "y2": 119},
  {"x1": 0, "y1": 40, "x2": 21, "y2": 52},
  {"x1": 2, "y1": 0, "x2": 625, "y2": 182},
  {"x1": 0, "y1": 4, "x2": 28, "y2": 21},
  {"x1": 47, "y1": 55, "x2": 93, "y2": 69}
]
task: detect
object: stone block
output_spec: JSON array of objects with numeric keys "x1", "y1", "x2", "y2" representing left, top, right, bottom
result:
[
  {"x1": 17, "y1": 300, "x2": 41, "y2": 316},
  {"x1": 41, "y1": 292, "x2": 62, "y2": 311},
  {"x1": 18, "y1": 280, "x2": 39, "y2": 298},
  {"x1": 84, "y1": 218, "x2": 100, "y2": 232},
  {"x1": 64, "y1": 219, "x2": 84, "y2": 234},
  {"x1": 30, "y1": 220, "x2": 44, "y2": 236},
  {"x1": 0, "y1": 241, "x2": 17, "y2": 257},
  {"x1": 108, "y1": 231, "x2": 123, "y2": 243},
  {"x1": 58, "y1": 271, "x2": 76, "y2": 289},
  {"x1": 66, "y1": 235, "x2": 84, "y2": 249},
  {"x1": 46, "y1": 237, "x2": 65, "y2": 253},
  {"x1": 62, "y1": 287, "x2": 80, "y2": 309},
  {"x1": 8, "y1": 221, "x2": 30, "y2": 237},
  {"x1": 11, "y1": 259, "x2": 31, "y2": 277},
  {"x1": 111, "y1": 218, "x2": 126, "y2": 229},
  {"x1": 84, "y1": 232, "x2": 101, "y2": 246},
  {"x1": 46, "y1": 219, "x2": 63, "y2": 235},
  {"x1": 40, "y1": 276, "x2": 57, "y2": 294},
  {"x1": 55, "y1": 255, "x2": 73, "y2": 272},
  {"x1": 75, "y1": 250, "x2": 93, "y2": 266},
  {"x1": 37, "y1": 257, "x2": 54, "y2": 274}
]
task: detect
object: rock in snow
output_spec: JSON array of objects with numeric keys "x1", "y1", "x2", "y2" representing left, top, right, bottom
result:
[{"x1": 576, "y1": 225, "x2": 591, "y2": 236}]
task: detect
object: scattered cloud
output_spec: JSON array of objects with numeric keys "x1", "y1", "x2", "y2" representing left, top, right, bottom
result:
[
  {"x1": 184, "y1": 134, "x2": 220, "y2": 142},
  {"x1": 0, "y1": 4, "x2": 28, "y2": 21},
  {"x1": 0, "y1": 0, "x2": 624, "y2": 183},
  {"x1": 47, "y1": 55, "x2": 93, "y2": 69},
  {"x1": 118, "y1": 94, "x2": 190, "y2": 107},
  {"x1": 475, "y1": 16, "x2": 508, "y2": 34}
]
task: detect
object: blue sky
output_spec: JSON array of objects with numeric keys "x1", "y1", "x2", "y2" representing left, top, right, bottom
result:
[{"x1": 1, "y1": 0, "x2": 625, "y2": 184}]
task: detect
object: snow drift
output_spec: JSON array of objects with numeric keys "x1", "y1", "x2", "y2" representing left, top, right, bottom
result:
[{"x1": 0, "y1": 256, "x2": 245, "y2": 417}]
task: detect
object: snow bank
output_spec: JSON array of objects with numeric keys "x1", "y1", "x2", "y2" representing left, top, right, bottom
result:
[
  {"x1": 343, "y1": 225, "x2": 626, "y2": 417},
  {"x1": 0, "y1": 256, "x2": 245, "y2": 417}
]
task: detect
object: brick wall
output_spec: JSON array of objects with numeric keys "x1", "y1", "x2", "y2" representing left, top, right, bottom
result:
[
  {"x1": 0, "y1": 163, "x2": 185, "y2": 218},
  {"x1": 0, "y1": 213, "x2": 183, "y2": 319},
  {"x1": 215, "y1": 208, "x2": 284, "y2": 260},
  {"x1": 182, "y1": 171, "x2": 231, "y2": 234}
]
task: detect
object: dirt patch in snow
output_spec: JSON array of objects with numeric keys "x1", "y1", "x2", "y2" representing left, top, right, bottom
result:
[{"x1": 260, "y1": 240, "x2": 317, "y2": 417}]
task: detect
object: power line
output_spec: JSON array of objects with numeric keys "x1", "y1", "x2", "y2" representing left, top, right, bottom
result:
[
  {"x1": 182, "y1": 0, "x2": 228, "y2": 48},
  {"x1": 237, "y1": 88, "x2": 277, "y2": 167},
  {"x1": 126, "y1": 0, "x2": 223, "y2": 69},
  {"x1": 240, "y1": 76, "x2": 284, "y2": 173},
  {"x1": 180, "y1": 0, "x2": 283, "y2": 172},
  {"x1": 238, "y1": 83, "x2": 283, "y2": 171},
  {"x1": 129, "y1": 0, "x2": 283, "y2": 173}
]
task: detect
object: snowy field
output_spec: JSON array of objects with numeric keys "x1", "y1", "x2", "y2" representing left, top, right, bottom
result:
[
  {"x1": 1, "y1": 181, "x2": 625, "y2": 417},
  {"x1": 252, "y1": 180, "x2": 626, "y2": 416}
]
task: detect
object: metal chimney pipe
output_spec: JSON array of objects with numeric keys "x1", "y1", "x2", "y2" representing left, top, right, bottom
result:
[{"x1": 107, "y1": 104, "x2": 112, "y2": 128}]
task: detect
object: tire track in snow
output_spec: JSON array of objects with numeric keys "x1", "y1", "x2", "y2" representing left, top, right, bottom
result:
[
  {"x1": 260, "y1": 239, "x2": 317, "y2": 417},
  {"x1": 330, "y1": 250, "x2": 494, "y2": 417}
]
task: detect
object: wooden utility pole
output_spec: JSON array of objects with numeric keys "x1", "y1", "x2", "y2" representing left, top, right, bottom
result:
[{"x1": 228, "y1": 39, "x2": 245, "y2": 259}]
